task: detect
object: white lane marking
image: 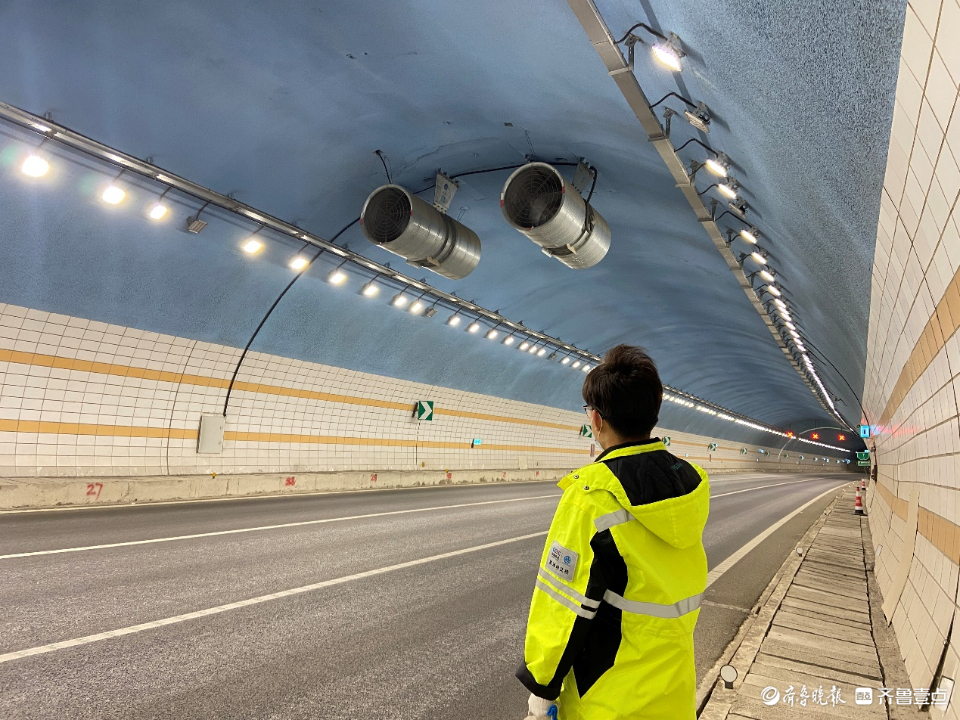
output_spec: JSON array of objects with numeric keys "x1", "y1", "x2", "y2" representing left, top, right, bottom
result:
[
  {"x1": 0, "y1": 531, "x2": 549, "y2": 665},
  {"x1": 0, "y1": 479, "x2": 555, "y2": 514},
  {"x1": 711, "y1": 477, "x2": 825, "y2": 498},
  {"x1": 0, "y1": 495, "x2": 559, "y2": 560},
  {"x1": 705, "y1": 481, "x2": 848, "y2": 588}
]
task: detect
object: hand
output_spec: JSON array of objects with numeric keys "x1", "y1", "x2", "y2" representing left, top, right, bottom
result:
[{"x1": 526, "y1": 693, "x2": 558, "y2": 719}]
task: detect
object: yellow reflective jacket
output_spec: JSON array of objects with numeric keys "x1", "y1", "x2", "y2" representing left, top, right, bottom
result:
[{"x1": 517, "y1": 439, "x2": 710, "y2": 720}]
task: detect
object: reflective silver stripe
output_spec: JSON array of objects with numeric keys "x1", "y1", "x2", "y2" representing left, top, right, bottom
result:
[
  {"x1": 538, "y1": 569, "x2": 601, "y2": 609},
  {"x1": 536, "y1": 580, "x2": 598, "y2": 619},
  {"x1": 594, "y1": 509, "x2": 633, "y2": 532},
  {"x1": 603, "y1": 590, "x2": 703, "y2": 618}
]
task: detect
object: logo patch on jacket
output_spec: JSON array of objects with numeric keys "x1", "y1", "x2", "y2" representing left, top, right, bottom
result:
[{"x1": 546, "y1": 541, "x2": 578, "y2": 580}]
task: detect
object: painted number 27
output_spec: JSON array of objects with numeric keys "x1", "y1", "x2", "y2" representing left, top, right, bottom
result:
[{"x1": 85, "y1": 482, "x2": 103, "y2": 499}]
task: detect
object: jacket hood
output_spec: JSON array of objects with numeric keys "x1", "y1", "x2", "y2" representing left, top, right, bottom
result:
[
  {"x1": 575, "y1": 441, "x2": 711, "y2": 549},
  {"x1": 625, "y1": 478, "x2": 710, "y2": 548}
]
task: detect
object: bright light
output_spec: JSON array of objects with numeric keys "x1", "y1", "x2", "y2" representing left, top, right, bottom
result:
[
  {"x1": 447, "y1": 314, "x2": 461, "y2": 326},
  {"x1": 362, "y1": 281, "x2": 379, "y2": 297},
  {"x1": 21, "y1": 154, "x2": 49, "y2": 177},
  {"x1": 785, "y1": 321, "x2": 796, "y2": 330},
  {"x1": 392, "y1": 293, "x2": 408, "y2": 308},
  {"x1": 561, "y1": 357, "x2": 571, "y2": 365},
  {"x1": 718, "y1": 183, "x2": 738, "y2": 199},
  {"x1": 31, "y1": 122, "x2": 52, "y2": 133},
  {"x1": 102, "y1": 184, "x2": 125, "y2": 204},
  {"x1": 759, "y1": 270, "x2": 775, "y2": 283},
  {"x1": 572, "y1": 361, "x2": 581, "y2": 369},
  {"x1": 652, "y1": 43, "x2": 683, "y2": 72},
  {"x1": 504, "y1": 336, "x2": 515, "y2": 346},
  {"x1": 740, "y1": 228, "x2": 758, "y2": 244},
  {"x1": 775, "y1": 298, "x2": 787, "y2": 309},
  {"x1": 486, "y1": 329, "x2": 499, "y2": 340},
  {"x1": 767, "y1": 285, "x2": 781, "y2": 297},
  {"x1": 467, "y1": 322, "x2": 481, "y2": 334},
  {"x1": 811, "y1": 432, "x2": 820, "y2": 440},
  {"x1": 290, "y1": 256, "x2": 309, "y2": 271},
  {"x1": 705, "y1": 157, "x2": 727, "y2": 177},
  {"x1": 519, "y1": 342, "x2": 530, "y2": 351},
  {"x1": 790, "y1": 330, "x2": 801, "y2": 340},
  {"x1": 528, "y1": 344, "x2": 538, "y2": 354},
  {"x1": 242, "y1": 239, "x2": 263, "y2": 254},
  {"x1": 148, "y1": 202, "x2": 168, "y2": 220},
  {"x1": 582, "y1": 365, "x2": 591, "y2": 372},
  {"x1": 329, "y1": 269, "x2": 347, "y2": 285},
  {"x1": 750, "y1": 251, "x2": 767, "y2": 265},
  {"x1": 409, "y1": 300, "x2": 424, "y2": 315},
  {"x1": 537, "y1": 348, "x2": 547, "y2": 357}
]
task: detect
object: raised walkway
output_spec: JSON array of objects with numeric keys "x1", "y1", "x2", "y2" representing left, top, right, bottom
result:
[{"x1": 700, "y1": 485, "x2": 919, "y2": 719}]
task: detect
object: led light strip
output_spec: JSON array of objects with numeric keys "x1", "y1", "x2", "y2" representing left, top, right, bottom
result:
[{"x1": 0, "y1": 101, "x2": 845, "y2": 451}]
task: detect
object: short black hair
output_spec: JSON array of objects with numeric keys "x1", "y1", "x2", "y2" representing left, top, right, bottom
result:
[{"x1": 582, "y1": 345, "x2": 663, "y2": 437}]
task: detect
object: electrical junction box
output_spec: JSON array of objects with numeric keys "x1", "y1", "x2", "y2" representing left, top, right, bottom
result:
[{"x1": 197, "y1": 414, "x2": 225, "y2": 454}]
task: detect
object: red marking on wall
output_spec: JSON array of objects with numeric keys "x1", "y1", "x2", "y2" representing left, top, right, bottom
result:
[
  {"x1": 370, "y1": 473, "x2": 378, "y2": 483},
  {"x1": 85, "y1": 482, "x2": 103, "y2": 499},
  {"x1": 502, "y1": 472, "x2": 507, "y2": 479},
  {"x1": 446, "y1": 472, "x2": 452, "y2": 480},
  {"x1": 590, "y1": 443, "x2": 596, "y2": 457},
  {"x1": 535, "y1": 471, "x2": 540, "y2": 477},
  {"x1": 284, "y1": 476, "x2": 296, "y2": 487}
]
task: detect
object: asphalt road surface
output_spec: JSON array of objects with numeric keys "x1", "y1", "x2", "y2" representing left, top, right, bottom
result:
[{"x1": 0, "y1": 472, "x2": 850, "y2": 719}]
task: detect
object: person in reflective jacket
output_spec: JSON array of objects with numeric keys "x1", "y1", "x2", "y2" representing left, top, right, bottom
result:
[{"x1": 518, "y1": 345, "x2": 710, "y2": 720}]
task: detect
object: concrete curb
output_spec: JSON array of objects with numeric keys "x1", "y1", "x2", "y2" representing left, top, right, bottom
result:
[{"x1": 0, "y1": 467, "x2": 573, "y2": 510}]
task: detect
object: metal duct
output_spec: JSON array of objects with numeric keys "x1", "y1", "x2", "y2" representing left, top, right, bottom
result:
[
  {"x1": 500, "y1": 162, "x2": 610, "y2": 269},
  {"x1": 360, "y1": 185, "x2": 481, "y2": 280}
]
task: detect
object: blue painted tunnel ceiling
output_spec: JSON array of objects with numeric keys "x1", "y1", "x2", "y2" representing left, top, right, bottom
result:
[{"x1": 0, "y1": 0, "x2": 906, "y2": 431}]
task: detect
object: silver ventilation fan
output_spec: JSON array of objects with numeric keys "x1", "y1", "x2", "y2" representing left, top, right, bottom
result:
[
  {"x1": 360, "y1": 183, "x2": 481, "y2": 280},
  {"x1": 500, "y1": 162, "x2": 610, "y2": 269}
]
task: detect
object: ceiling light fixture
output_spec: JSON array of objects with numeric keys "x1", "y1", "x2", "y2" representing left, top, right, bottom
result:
[
  {"x1": 750, "y1": 250, "x2": 767, "y2": 265},
  {"x1": 328, "y1": 261, "x2": 348, "y2": 285},
  {"x1": 503, "y1": 334, "x2": 516, "y2": 346},
  {"x1": 290, "y1": 255, "x2": 309, "y2": 271},
  {"x1": 467, "y1": 321, "x2": 481, "y2": 334},
  {"x1": 148, "y1": 188, "x2": 171, "y2": 221},
  {"x1": 519, "y1": 341, "x2": 530, "y2": 351},
  {"x1": 486, "y1": 328, "x2": 500, "y2": 340},
  {"x1": 537, "y1": 348, "x2": 547, "y2": 357},
  {"x1": 704, "y1": 153, "x2": 730, "y2": 177},
  {"x1": 767, "y1": 284, "x2": 781, "y2": 297},
  {"x1": 101, "y1": 169, "x2": 126, "y2": 205},
  {"x1": 391, "y1": 292, "x2": 409, "y2": 308},
  {"x1": 361, "y1": 276, "x2": 380, "y2": 297},
  {"x1": 740, "y1": 227, "x2": 759, "y2": 244},
  {"x1": 718, "y1": 180, "x2": 740, "y2": 199},
  {"x1": 561, "y1": 356, "x2": 571, "y2": 365},
  {"x1": 447, "y1": 311, "x2": 462, "y2": 327},
  {"x1": 528, "y1": 342, "x2": 539, "y2": 354},
  {"x1": 186, "y1": 201, "x2": 211, "y2": 234},
  {"x1": 409, "y1": 297, "x2": 426, "y2": 315},
  {"x1": 572, "y1": 360, "x2": 582, "y2": 369},
  {"x1": 759, "y1": 269, "x2": 776, "y2": 283},
  {"x1": 242, "y1": 238, "x2": 263, "y2": 254},
  {"x1": 21, "y1": 138, "x2": 51, "y2": 177}
]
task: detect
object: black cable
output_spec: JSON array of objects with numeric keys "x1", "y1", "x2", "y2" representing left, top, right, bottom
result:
[
  {"x1": 650, "y1": 92, "x2": 695, "y2": 110},
  {"x1": 221, "y1": 218, "x2": 358, "y2": 417},
  {"x1": 676, "y1": 138, "x2": 716, "y2": 154},
  {"x1": 802, "y1": 338, "x2": 870, "y2": 427},
  {"x1": 375, "y1": 150, "x2": 392, "y2": 183},
  {"x1": 612, "y1": 22, "x2": 665, "y2": 45}
]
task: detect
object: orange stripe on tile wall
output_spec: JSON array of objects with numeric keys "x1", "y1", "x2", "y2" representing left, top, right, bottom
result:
[
  {"x1": 879, "y1": 269, "x2": 960, "y2": 426},
  {"x1": 0, "y1": 349, "x2": 581, "y2": 432}
]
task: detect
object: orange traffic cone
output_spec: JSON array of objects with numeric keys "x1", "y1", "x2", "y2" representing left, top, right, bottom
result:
[{"x1": 854, "y1": 489, "x2": 865, "y2": 515}]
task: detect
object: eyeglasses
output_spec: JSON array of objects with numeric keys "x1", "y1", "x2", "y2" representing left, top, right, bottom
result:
[{"x1": 583, "y1": 404, "x2": 604, "y2": 419}]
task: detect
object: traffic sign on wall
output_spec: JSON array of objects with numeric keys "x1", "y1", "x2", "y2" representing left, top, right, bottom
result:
[
  {"x1": 415, "y1": 400, "x2": 434, "y2": 421},
  {"x1": 663, "y1": 436, "x2": 671, "y2": 446},
  {"x1": 707, "y1": 443, "x2": 718, "y2": 452},
  {"x1": 580, "y1": 424, "x2": 593, "y2": 438}
]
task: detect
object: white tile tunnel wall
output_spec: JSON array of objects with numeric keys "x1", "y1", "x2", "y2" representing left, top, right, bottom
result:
[
  {"x1": 863, "y1": 1, "x2": 960, "y2": 716},
  {"x1": 0, "y1": 302, "x2": 849, "y2": 484}
]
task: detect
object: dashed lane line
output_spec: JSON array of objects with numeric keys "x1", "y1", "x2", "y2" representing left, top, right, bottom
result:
[
  {"x1": 0, "y1": 532, "x2": 549, "y2": 665},
  {"x1": 0, "y1": 495, "x2": 558, "y2": 560}
]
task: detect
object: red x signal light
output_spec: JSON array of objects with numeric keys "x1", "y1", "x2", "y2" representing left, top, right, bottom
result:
[{"x1": 811, "y1": 432, "x2": 820, "y2": 440}]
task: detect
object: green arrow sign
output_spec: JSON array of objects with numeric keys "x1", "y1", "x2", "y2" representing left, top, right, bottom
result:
[
  {"x1": 663, "y1": 436, "x2": 671, "y2": 447},
  {"x1": 707, "y1": 443, "x2": 718, "y2": 452},
  {"x1": 580, "y1": 424, "x2": 593, "y2": 438},
  {"x1": 857, "y1": 451, "x2": 870, "y2": 461},
  {"x1": 415, "y1": 400, "x2": 434, "y2": 421},
  {"x1": 740, "y1": 448, "x2": 747, "y2": 454}
]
